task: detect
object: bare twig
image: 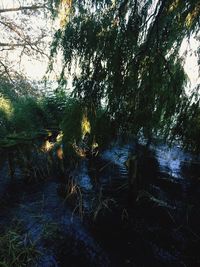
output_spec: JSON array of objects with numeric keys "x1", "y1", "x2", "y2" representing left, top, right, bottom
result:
[{"x1": 0, "y1": 5, "x2": 46, "y2": 13}]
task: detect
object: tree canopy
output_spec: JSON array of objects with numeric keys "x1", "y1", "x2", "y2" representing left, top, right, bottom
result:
[
  {"x1": 0, "y1": 0, "x2": 53, "y2": 81},
  {"x1": 50, "y1": 0, "x2": 200, "y2": 143}
]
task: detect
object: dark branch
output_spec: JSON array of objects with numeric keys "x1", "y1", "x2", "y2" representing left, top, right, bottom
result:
[
  {"x1": 0, "y1": 5, "x2": 46, "y2": 13},
  {"x1": 0, "y1": 42, "x2": 28, "y2": 47},
  {"x1": 0, "y1": 60, "x2": 14, "y2": 83}
]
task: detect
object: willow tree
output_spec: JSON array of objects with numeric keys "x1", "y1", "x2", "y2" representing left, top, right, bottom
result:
[{"x1": 50, "y1": 0, "x2": 200, "y2": 143}]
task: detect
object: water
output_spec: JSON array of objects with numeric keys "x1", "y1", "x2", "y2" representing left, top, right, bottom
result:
[
  {"x1": 153, "y1": 144, "x2": 192, "y2": 179},
  {"x1": 0, "y1": 167, "x2": 109, "y2": 266},
  {"x1": 101, "y1": 144, "x2": 132, "y2": 168},
  {"x1": 0, "y1": 141, "x2": 200, "y2": 267}
]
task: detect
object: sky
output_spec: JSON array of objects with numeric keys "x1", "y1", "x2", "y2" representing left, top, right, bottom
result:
[
  {"x1": 180, "y1": 36, "x2": 199, "y2": 90},
  {"x1": 0, "y1": 0, "x2": 199, "y2": 92},
  {"x1": 0, "y1": 0, "x2": 57, "y2": 80}
]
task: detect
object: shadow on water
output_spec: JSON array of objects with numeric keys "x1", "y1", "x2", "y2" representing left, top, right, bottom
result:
[{"x1": 0, "y1": 140, "x2": 200, "y2": 267}]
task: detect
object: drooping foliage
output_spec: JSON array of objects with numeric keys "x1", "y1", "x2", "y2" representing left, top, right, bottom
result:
[
  {"x1": 173, "y1": 87, "x2": 200, "y2": 153},
  {"x1": 61, "y1": 97, "x2": 115, "y2": 162},
  {"x1": 50, "y1": 0, "x2": 200, "y2": 148},
  {"x1": 61, "y1": 98, "x2": 83, "y2": 157}
]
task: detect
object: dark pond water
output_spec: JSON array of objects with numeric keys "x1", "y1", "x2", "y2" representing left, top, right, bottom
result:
[{"x1": 0, "y1": 141, "x2": 200, "y2": 267}]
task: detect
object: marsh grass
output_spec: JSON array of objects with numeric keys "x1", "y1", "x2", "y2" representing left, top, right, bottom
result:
[
  {"x1": 59, "y1": 178, "x2": 117, "y2": 221},
  {"x1": 0, "y1": 220, "x2": 41, "y2": 267},
  {"x1": 91, "y1": 188, "x2": 116, "y2": 221}
]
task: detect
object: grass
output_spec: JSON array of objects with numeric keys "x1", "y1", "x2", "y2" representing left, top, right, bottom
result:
[
  {"x1": 62, "y1": 178, "x2": 84, "y2": 221},
  {"x1": 0, "y1": 221, "x2": 41, "y2": 267},
  {"x1": 59, "y1": 178, "x2": 118, "y2": 221},
  {"x1": 91, "y1": 188, "x2": 116, "y2": 221}
]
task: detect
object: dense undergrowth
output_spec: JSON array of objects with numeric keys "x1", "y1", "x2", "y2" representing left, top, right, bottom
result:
[
  {"x1": 0, "y1": 85, "x2": 64, "y2": 136},
  {"x1": 0, "y1": 78, "x2": 117, "y2": 165},
  {"x1": 1, "y1": 77, "x2": 200, "y2": 156}
]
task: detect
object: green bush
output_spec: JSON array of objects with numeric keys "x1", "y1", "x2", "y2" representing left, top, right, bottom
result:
[
  {"x1": 11, "y1": 98, "x2": 48, "y2": 133},
  {"x1": 0, "y1": 95, "x2": 13, "y2": 137},
  {"x1": 0, "y1": 80, "x2": 70, "y2": 138},
  {"x1": 41, "y1": 89, "x2": 68, "y2": 126}
]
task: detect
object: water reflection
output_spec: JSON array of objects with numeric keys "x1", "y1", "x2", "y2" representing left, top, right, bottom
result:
[{"x1": 152, "y1": 144, "x2": 192, "y2": 179}]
